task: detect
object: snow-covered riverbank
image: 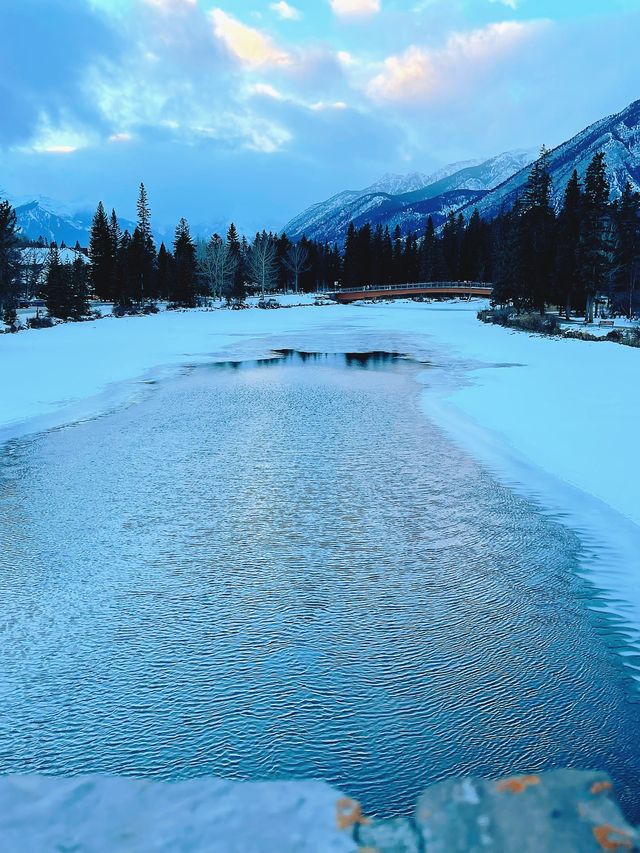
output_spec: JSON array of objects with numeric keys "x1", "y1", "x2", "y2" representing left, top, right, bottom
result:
[{"x1": 2, "y1": 299, "x2": 638, "y2": 525}]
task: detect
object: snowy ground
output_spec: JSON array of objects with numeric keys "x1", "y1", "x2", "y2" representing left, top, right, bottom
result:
[
  {"x1": 2, "y1": 297, "x2": 639, "y2": 673},
  {"x1": 2, "y1": 298, "x2": 637, "y2": 520}
]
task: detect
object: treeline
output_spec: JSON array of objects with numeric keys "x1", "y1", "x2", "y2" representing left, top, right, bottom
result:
[
  {"x1": 342, "y1": 149, "x2": 640, "y2": 319},
  {"x1": 87, "y1": 184, "x2": 341, "y2": 309},
  {"x1": 341, "y1": 212, "x2": 493, "y2": 289},
  {"x1": 2, "y1": 154, "x2": 639, "y2": 328}
]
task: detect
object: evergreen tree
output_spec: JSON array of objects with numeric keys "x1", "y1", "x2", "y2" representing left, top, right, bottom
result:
[
  {"x1": 441, "y1": 212, "x2": 461, "y2": 280},
  {"x1": 115, "y1": 230, "x2": 133, "y2": 306},
  {"x1": 68, "y1": 257, "x2": 91, "y2": 319},
  {"x1": 392, "y1": 225, "x2": 404, "y2": 283},
  {"x1": 555, "y1": 170, "x2": 582, "y2": 317},
  {"x1": 156, "y1": 242, "x2": 173, "y2": 301},
  {"x1": 579, "y1": 151, "x2": 612, "y2": 322},
  {"x1": 460, "y1": 209, "x2": 484, "y2": 281},
  {"x1": 89, "y1": 201, "x2": 114, "y2": 301},
  {"x1": 403, "y1": 232, "x2": 419, "y2": 283},
  {"x1": 517, "y1": 146, "x2": 555, "y2": 313},
  {"x1": 0, "y1": 199, "x2": 20, "y2": 327},
  {"x1": 172, "y1": 218, "x2": 197, "y2": 306},
  {"x1": 43, "y1": 245, "x2": 72, "y2": 319},
  {"x1": 132, "y1": 183, "x2": 156, "y2": 302},
  {"x1": 491, "y1": 203, "x2": 522, "y2": 308},
  {"x1": 226, "y1": 223, "x2": 245, "y2": 301},
  {"x1": 611, "y1": 181, "x2": 640, "y2": 317},
  {"x1": 419, "y1": 216, "x2": 437, "y2": 282},
  {"x1": 342, "y1": 222, "x2": 358, "y2": 288}
]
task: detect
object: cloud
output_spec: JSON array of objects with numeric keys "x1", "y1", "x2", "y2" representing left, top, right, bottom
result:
[
  {"x1": 210, "y1": 8, "x2": 291, "y2": 67},
  {"x1": 0, "y1": 0, "x2": 119, "y2": 146},
  {"x1": 367, "y1": 20, "x2": 547, "y2": 103},
  {"x1": 269, "y1": 1, "x2": 302, "y2": 21},
  {"x1": 490, "y1": 0, "x2": 518, "y2": 8},
  {"x1": 329, "y1": 0, "x2": 381, "y2": 20}
]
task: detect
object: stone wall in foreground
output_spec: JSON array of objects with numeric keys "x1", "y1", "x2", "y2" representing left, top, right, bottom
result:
[{"x1": 0, "y1": 768, "x2": 637, "y2": 852}]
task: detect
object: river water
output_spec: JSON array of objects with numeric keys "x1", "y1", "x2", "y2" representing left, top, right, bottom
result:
[{"x1": 1, "y1": 349, "x2": 639, "y2": 818}]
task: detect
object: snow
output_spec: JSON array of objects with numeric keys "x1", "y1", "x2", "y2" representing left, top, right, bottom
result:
[
  {"x1": 1, "y1": 298, "x2": 639, "y2": 672},
  {"x1": 1, "y1": 299, "x2": 637, "y2": 523},
  {"x1": 0, "y1": 775, "x2": 356, "y2": 853}
]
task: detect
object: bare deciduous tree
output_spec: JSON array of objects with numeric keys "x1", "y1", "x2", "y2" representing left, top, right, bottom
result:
[
  {"x1": 197, "y1": 235, "x2": 238, "y2": 300},
  {"x1": 247, "y1": 232, "x2": 278, "y2": 299},
  {"x1": 283, "y1": 242, "x2": 310, "y2": 294}
]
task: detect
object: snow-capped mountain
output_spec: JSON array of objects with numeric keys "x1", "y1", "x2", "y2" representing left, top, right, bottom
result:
[
  {"x1": 461, "y1": 99, "x2": 640, "y2": 221},
  {"x1": 283, "y1": 149, "x2": 536, "y2": 245},
  {"x1": 0, "y1": 191, "x2": 141, "y2": 248}
]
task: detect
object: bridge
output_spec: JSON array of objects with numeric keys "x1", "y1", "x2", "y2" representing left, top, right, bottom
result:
[{"x1": 328, "y1": 281, "x2": 493, "y2": 303}]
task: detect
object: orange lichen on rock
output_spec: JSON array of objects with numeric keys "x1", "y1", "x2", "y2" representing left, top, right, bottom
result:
[
  {"x1": 336, "y1": 797, "x2": 371, "y2": 830},
  {"x1": 495, "y1": 774, "x2": 541, "y2": 794},
  {"x1": 591, "y1": 781, "x2": 614, "y2": 795},
  {"x1": 592, "y1": 824, "x2": 634, "y2": 850}
]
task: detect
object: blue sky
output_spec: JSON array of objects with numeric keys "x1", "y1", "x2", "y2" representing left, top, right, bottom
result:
[{"x1": 1, "y1": 0, "x2": 639, "y2": 233}]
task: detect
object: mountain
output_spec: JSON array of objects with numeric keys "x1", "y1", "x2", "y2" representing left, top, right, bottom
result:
[
  {"x1": 283, "y1": 149, "x2": 536, "y2": 245},
  {"x1": 461, "y1": 99, "x2": 640, "y2": 221},
  {"x1": 0, "y1": 192, "x2": 141, "y2": 248}
]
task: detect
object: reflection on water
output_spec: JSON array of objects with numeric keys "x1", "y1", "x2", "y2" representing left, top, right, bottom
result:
[{"x1": 0, "y1": 352, "x2": 639, "y2": 819}]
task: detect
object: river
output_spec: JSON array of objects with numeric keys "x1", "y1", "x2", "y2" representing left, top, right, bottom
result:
[{"x1": 1, "y1": 347, "x2": 639, "y2": 818}]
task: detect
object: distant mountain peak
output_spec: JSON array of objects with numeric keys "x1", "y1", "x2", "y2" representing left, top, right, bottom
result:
[
  {"x1": 461, "y1": 100, "x2": 640, "y2": 220},
  {"x1": 282, "y1": 148, "x2": 538, "y2": 245}
]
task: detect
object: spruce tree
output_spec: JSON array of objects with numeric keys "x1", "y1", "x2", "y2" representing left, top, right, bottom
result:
[
  {"x1": 392, "y1": 225, "x2": 403, "y2": 283},
  {"x1": 0, "y1": 199, "x2": 20, "y2": 327},
  {"x1": 419, "y1": 217, "x2": 437, "y2": 282},
  {"x1": 173, "y1": 218, "x2": 197, "y2": 306},
  {"x1": 579, "y1": 151, "x2": 612, "y2": 322},
  {"x1": 555, "y1": 170, "x2": 582, "y2": 317},
  {"x1": 226, "y1": 223, "x2": 245, "y2": 301},
  {"x1": 88, "y1": 201, "x2": 114, "y2": 301},
  {"x1": 156, "y1": 242, "x2": 172, "y2": 301},
  {"x1": 132, "y1": 183, "x2": 156, "y2": 302},
  {"x1": 517, "y1": 146, "x2": 555, "y2": 313},
  {"x1": 69, "y1": 257, "x2": 91, "y2": 319},
  {"x1": 611, "y1": 181, "x2": 640, "y2": 317},
  {"x1": 441, "y1": 212, "x2": 461, "y2": 280},
  {"x1": 342, "y1": 222, "x2": 358, "y2": 288},
  {"x1": 44, "y1": 245, "x2": 72, "y2": 319}
]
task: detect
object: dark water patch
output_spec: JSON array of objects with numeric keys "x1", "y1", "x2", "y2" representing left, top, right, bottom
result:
[{"x1": 0, "y1": 354, "x2": 639, "y2": 820}]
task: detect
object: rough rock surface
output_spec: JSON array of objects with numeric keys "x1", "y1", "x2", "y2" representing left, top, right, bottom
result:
[
  {"x1": 0, "y1": 769, "x2": 637, "y2": 852},
  {"x1": 357, "y1": 770, "x2": 638, "y2": 853}
]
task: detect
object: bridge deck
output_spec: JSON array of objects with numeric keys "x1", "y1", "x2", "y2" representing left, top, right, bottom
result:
[{"x1": 329, "y1": 282, "x2": 492, "y2": 303}]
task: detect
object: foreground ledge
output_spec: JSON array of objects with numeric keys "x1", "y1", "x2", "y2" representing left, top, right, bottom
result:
[{"x1": 0, "y1": 769, "x2": 637, "y2": 852}]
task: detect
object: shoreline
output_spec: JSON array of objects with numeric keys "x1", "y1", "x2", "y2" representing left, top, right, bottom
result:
[{"x1": 2, "y1": 300, "x2": 639, "y2": 685}]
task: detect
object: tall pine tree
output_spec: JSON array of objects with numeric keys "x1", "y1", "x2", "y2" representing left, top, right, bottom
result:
[
  {"x1": 172, "y1": 218, "x2": 197, "y2": 306},
  {"x1": 579, "y1": 151, "x2": 612, "y2": 322}
]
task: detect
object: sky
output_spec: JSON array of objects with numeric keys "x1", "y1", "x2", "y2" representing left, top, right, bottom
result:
[{"x1": 1, "y1": 0, "x2": 639, "y2": 234}]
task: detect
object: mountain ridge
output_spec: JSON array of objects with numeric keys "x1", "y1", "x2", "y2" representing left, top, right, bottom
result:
[{"x1": 282, "y1": 149, "x2": 536, "y2": 245}]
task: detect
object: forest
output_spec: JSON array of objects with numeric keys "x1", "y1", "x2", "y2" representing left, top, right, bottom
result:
[{"x1": 0, "y1": 149, "x2": 638, "y2": 327}]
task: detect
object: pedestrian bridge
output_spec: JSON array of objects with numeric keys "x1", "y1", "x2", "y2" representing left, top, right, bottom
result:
[{"x1": 328, "y1": 282, "x2": 493, "y2": 303}]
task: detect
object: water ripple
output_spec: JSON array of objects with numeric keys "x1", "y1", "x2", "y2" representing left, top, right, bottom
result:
[{"x1": 0, "y1": 352, "x2": 639, "y2": 819}]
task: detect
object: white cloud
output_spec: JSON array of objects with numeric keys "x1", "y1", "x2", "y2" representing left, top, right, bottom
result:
[
  {"x1": 310, "y1": 101, "x2": 348, "y2": 111},
  {"x1": 210, "y1": 8, "x2": 291, "y2": 68},
  {"x1": 329, "y1": 0, "x2": 381, "y2": 20},
  {"x1": 250, "y1": 82, "x2": 285, "y2": 100},
  {"x1": 22, "y1": 117, "x2": 94, "y2": 154},
  {"x1": 367, "y1": 20, "x2": 546, "y2": 103},
  {"x1": 142, "y1": 0, "x2": 197, "y2": 11},
  {"x1": 269, "y1": 1, "x2": 302, "y2": 21},
  {"x1": 490, "y1": 0, "x2": 518, "y2": 9}
]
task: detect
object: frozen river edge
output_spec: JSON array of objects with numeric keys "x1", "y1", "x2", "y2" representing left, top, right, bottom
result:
[{"x1": 2, "y1": 298, "x2": 640, "y2": 682}]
